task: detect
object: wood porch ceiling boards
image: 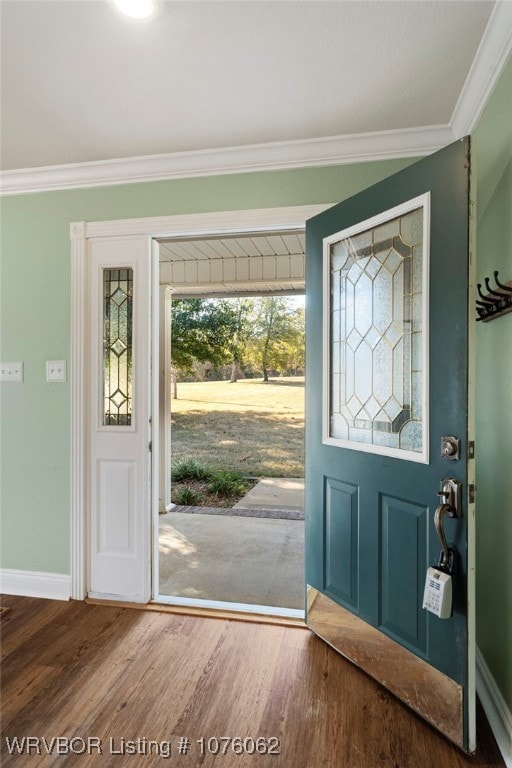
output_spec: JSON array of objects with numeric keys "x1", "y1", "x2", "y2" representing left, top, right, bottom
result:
[{"x1": 158, "y1": 232, "x2": 305, "y2": 263}]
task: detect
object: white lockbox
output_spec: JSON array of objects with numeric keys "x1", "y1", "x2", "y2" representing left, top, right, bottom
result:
[{"x1": 422, "y1": 566, "x2": 453, "y2": 619}]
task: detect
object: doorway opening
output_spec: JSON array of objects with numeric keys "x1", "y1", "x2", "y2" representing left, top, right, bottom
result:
[{"x1": 154, "y1": 231, "x2": 306, "y2": 617}]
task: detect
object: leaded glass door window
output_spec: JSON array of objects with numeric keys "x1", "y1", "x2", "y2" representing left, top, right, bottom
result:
[
  {"x1": 103, "y1": 268, "x2": 133, "y2": 426},
  {"x1": 323, "y1": 194, "x2": 429, "y2": 463}
]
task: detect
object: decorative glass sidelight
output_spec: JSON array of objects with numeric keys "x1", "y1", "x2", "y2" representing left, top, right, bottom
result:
[
  {"x1": 326, "y1": 200, "x2": 428, "y2": 461},
  {"x1": 103, "y1": 268, "x2": 133, "y2": 426}
]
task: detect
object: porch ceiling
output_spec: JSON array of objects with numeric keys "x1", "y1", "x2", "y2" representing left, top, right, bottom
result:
[
  {"x1": 159, "y1": 231, "x2": 305, "y2": 262},
  {"x1": 158, "y1": 231, "x2": 306, "y2": 297}
]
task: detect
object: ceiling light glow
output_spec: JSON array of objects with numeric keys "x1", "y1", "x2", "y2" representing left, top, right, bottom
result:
[{"x1": 113, "y1": 0, "x2": 155, "y2": 19}]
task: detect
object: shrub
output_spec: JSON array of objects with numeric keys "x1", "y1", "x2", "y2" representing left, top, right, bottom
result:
[
  {"x1": 171, "y1": 458, "x2": 213, "y2": 482},
  {"x1": 208, "y1": 470, "x2": 248, "y2": 498},
  {"x1": 173, "y1": 486, "x2": 203, "y2": 506}
]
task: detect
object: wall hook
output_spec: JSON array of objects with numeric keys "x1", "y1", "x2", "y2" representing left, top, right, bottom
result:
[
  {"x1": 475, "y1": 270, "x2": 512, "y2": 322},
  {"x1": 495, "y1": 271, "x2": 512, "y2": 294},
  {"x1": 477, "y1": 283, "x2": 495, "y2": 304}
]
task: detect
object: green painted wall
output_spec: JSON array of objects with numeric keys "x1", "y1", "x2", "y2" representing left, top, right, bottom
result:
[
  {"x1": 473, "y1": 55, "x2": 512, "y2": 711},
  {"x1": 0, "y1": 158, "x2": 413, "y2": 574}
]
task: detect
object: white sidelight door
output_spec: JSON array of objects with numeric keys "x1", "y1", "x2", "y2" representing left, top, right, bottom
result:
[{"x1": 88, "y1": 235, "x2": 152, "y2": 602}]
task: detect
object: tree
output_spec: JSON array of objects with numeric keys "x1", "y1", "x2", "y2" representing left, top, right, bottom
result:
[
  {"x1": 247, "y1": 297, "x2": 305, "y2": 381},
  {"x1": 217, "y1": 297, "x2": 254, "y2": 382},
  {"x1": 170, "y1": 299, "x2": 236, "y2": 395},
  {"x1": 170, "y1": 296, "x2": 305, "y2": 393}
]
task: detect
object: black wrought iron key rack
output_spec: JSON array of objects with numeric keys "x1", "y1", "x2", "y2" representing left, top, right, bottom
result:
[{"x1": 475, "y1": 270, "x2": 512, "y2": 322}]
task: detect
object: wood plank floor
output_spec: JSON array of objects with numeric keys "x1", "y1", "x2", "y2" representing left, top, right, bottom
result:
[{"x1": 0, "y1": 595, "x2": 504, "y2": 768}]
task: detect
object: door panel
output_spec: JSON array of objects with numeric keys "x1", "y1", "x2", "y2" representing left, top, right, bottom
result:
[
  {"x1": 324, "y1": 478, "x2": 359, "y2": 609},
  {"x1": 88, "y1": 235, "x2": 151, "y2": 602},
  {"x1": 379, "y1": 494, "x2": 428, "y2": 651},
  {"x1": 305, "y1": 138, "x2": 473, "y2": 750}
]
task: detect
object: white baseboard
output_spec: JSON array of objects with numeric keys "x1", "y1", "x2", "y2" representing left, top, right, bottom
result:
[
  {"x1": 0, "y1": 568, "x2": 71, "y2": 601},
  {"x1": 476, "y1": 645, "x2": 512, "y2": 767}
]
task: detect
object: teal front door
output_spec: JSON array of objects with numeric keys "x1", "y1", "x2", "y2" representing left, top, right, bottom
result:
[{"x1": 305, "y1": 138, "x2": 474, "y2": 752}]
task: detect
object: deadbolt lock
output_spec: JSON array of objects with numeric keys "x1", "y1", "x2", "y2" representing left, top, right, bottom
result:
[{"x1": 441, "y1": 435, "x2": 461, "y2": 461}]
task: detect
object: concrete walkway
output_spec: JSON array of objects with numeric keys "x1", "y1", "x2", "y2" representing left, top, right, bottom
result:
[
  {"x1": 233, "y1": 477, "x2": 304, "y2": 512},
  {"x1": 159, "y1": 477, "x2": 305, "y2": 609}
]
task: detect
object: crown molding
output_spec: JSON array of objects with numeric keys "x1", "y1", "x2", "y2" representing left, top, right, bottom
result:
[
  {"x1": 1, "y1": 1, "x2": 510, "y2": 199},
  {"x1": 451, "y1": 1, "x2": 512, "y2": 138},
  {"x1": 0, "y1": 125, "x2": 454, "y2": 197}
]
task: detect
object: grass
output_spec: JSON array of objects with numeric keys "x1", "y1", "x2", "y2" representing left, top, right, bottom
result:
[{"x1": 170, "y1": 377, "x2": 304, "y2": 478}]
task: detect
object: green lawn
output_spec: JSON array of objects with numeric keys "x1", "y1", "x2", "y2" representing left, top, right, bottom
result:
[{"x1": 170, "y1": 377, "x2": 304, "y2": 477}]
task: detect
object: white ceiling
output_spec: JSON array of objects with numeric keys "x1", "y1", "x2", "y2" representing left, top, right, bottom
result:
[{"x1": 0, "y1": 0, "x2": 498, "y2": 176}]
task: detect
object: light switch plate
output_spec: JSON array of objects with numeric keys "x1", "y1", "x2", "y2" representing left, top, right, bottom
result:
[
  {"x1": 46, "y1": 360, "x2": 66, "y2": 382},
  {"x1": 0, "y1": 362, "x2": 23, "y2": 382}
]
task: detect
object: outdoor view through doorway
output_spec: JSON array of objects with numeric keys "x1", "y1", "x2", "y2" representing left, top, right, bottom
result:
[{"x1": 158, "y1": 294, "x2": 305, "y2": 613}]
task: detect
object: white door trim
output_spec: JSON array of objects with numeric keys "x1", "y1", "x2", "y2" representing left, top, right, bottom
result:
[
  {"x1": 158, "y1": 284, "x2": 173, "y2": 513},
  {"x1": 70, "y1": 203, "x2": 331, "y2": 600},
  {"x1": 70, "y1": 222, "x2": 88, "y2": 599},
  {"x1": 82, "y1": 205, "x2": 331, "y2": 239}
]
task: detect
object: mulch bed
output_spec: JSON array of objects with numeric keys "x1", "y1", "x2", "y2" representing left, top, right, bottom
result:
[
  {"x1": 168, "y1": 477, "x2": 305, "y2": 520},
  {"x1": 170, "y1": 478, "x2": 258, "y2": 509}
]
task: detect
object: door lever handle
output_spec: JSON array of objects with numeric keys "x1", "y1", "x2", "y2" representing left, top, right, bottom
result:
[
  {"x1": 435, "y1": 503, "x2": 455, "y2": 568},
  {"x1": 433, "y1": 478, "x2": 462, "y2": 570}
]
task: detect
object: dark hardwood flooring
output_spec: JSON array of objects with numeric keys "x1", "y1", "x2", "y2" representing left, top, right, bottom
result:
[{"x1": 0, "y1": 595, "x2": 504, "y2": 767}]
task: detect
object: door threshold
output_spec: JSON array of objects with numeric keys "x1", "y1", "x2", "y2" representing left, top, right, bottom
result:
[
  {"x1": 86, "y1": 595, "x2": 306, "y2": 627},
  {"x1": 153, "y1": 595, "x2": 306, "y2": 626}
]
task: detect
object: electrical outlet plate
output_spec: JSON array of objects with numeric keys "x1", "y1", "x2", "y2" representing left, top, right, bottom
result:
[
  {"x1": 46, "y1": 360, "x2": 66, "y2": 383},
  {"x1": 0, "y1": 362, "x2": 23, "y2": 382}
]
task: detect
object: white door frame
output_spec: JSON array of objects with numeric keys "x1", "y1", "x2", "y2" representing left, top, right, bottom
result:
[
  {"x1": 158, "y1": 282, "x2": 173, "y2": 513},
  {"x1": 70, "y1": 204, "x2": 331, "y2": 600}
]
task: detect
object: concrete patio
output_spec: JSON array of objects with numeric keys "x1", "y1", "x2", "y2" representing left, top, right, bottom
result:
[{"x1": 159, "y1": 478, "x2": 305, "y2": 609}]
